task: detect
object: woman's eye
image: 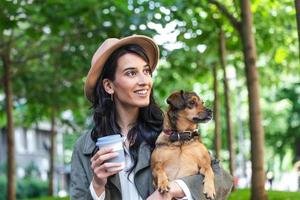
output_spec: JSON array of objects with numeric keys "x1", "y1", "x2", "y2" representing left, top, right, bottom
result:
[
  {"x1": 126, "y1": 71, "x2": 136, "y2": 77},
  {"x1": 144, "y1": 68, "x2": 152, "y2": 75}
]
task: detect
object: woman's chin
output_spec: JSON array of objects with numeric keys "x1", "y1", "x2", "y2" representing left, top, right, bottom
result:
[{"x1": 136, "y1": 100, "x2": 150, "y2": 108}]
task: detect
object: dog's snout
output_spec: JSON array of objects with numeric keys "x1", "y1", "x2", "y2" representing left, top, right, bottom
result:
[
  {"x1": 206, "y1": 108, "x2": 213, "y2": 118},
  {"x1": 192, "y1": 116, "x2": 202, "y2": 123},
  {"x1": 206, "y1": 108, "x2": 212, "y2": 115},
  {"x1": 194, "y1": 108, "x2": 213, "y2": 123}
]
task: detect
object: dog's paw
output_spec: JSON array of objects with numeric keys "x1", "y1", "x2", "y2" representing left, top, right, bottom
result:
[
  {"x1": 157, "y1": 180, "x2": 170, "y2": 194},
  {"x1": 203, "y1": 183, "x2": 216, "y2": 200}
]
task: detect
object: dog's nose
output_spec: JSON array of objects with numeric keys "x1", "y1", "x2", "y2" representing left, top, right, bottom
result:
[{"x1": 206, "y1": 108, "x2": 213, "y2": 116}]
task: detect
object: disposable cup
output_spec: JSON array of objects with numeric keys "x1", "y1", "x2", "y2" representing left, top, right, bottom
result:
[{"x1": 96, "y1": 134, "x2": 125, "y2": 172}]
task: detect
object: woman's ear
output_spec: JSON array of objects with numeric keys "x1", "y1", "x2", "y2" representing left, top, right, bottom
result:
[{"x1": 103, "y1": 79, "x2": 114, "y2": 94}]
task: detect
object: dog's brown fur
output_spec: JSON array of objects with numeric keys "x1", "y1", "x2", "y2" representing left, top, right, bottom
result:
[{"x1": 151, "y1": 91, "x2": 216, "y2": 199}]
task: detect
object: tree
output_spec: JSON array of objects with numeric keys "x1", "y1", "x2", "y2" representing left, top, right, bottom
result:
[
  {"x1": 0, "y1": 2, "x2": 24, "y2": 198},
  {"x1": 48, "y1": 109, "x2": 56, "y2": 195},
  {"x1": 219, "y1": 27, "x2": 236, "y2": 179},
  {"x1": 2, "y1": 47, "x2": 16, "y2": 200},
  {"x1": 209, "y1": 0, "x2": 267, "y2": 199},
  {"x1": 212, "y1": 63, "x2": 221, "y2": 159}
]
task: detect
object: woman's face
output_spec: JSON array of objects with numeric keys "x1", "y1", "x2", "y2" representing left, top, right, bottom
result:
[{"x1": 110, "y1": 53, "x2": 153, "y2": 109}]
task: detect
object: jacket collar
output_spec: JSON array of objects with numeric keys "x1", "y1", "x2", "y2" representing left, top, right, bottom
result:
[
  {"x1": 109, "y1": 142, "x2": 151, "y2": 192},
  {"x1": 106, "y1": 142, "x2": 151, "y2": 198},
  {"x1": 83, "y1": 130, "x2": 96, "y2": 155},
  {"x1": 134, "y1": 142, "x2": 151, "y2": 173},
  {"x1": 133, "y1": 142, "x2": 152, "y2": 199}
]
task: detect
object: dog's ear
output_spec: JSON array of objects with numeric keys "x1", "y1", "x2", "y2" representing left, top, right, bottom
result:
[{"x1": 167, "y1": 91, "x2": 186, "y2": 109}]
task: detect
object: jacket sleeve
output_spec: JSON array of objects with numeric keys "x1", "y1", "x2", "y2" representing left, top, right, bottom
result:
[
  {"x1": 70, "y1": 142, "x2": 94, "y2": 200},
  {"x1": 179, "y1": 159, "x2": 233, "y2": 200}
]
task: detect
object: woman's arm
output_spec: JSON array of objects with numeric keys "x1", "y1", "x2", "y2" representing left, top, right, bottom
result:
[
  {"x1": 70, "y1": 134, "x2": 123, "y2": 200},
  {"x1": 179, "y1": 160, "x2": 233, "y2": 200},
  {"x1": 70, "y1": 143, "x2": 94, "y2": 200},
  {"x1": 90, "y1": 147, "x2": 123, "y2": 197}
]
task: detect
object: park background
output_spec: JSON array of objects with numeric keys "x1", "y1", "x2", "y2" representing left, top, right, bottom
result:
[{"x1": 0, "y1": 0, "x2": 300, "y2": 199}]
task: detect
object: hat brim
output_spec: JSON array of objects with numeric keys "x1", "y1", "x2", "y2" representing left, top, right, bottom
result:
[{"x1": 84, "y1": 35, "x2": 159, "y2": 102}]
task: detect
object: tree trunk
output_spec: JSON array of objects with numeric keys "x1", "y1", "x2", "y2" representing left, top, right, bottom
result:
[
  {"x1": 48, "y1": 109, "x2": 56, "y2": 196},
  {"x1": 219, "y1": 27, "x2": 236, "y2": 179},
  {"x1": 295, "y1": 137, "x2": 300, "y2": 161},
  {"x1": 295, "y1": 0, "x2": 300, "y2": 59},
  {"x1": 213, "y1": 64, "x2": 221, "y2": 160},
  {"x1": 240, "y1": 0, "x2": 267, "y2": 199},
  {"x1": 2, "y1": 52, "x2": 16, "y2": 200}
]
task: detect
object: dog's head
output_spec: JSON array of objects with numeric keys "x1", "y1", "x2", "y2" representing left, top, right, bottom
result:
[{"x1": 166, "y1": 90, "x2": 212, "y2": 124}]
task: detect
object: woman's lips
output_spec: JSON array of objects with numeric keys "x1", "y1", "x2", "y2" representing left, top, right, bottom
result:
[{"x1": 134, "y1": 89, "x2": 149, "y2": 96}]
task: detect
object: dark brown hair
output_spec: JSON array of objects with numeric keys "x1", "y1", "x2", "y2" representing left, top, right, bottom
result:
[{"x1": 91, "y1": 44, "x2": 163, "y2": 174}]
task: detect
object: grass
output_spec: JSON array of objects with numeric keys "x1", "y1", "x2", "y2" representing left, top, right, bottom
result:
[
  {"x1": 25, "y1": 197, "x2": 69, "y2": 200},
  {"x1": 228, "y1": 189, "x2": 300, "y2": 200},
  {"x1": 25, "y1": 189, "x2": 300, "y2": 200}
]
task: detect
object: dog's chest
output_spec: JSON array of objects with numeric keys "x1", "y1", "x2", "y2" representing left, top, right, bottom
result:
[
  {"x1": 158, "y1": 142, "x2": 204, "y2": 179},
  {"x1": 162, "y1": 142, "x2": 201, "y2": 160}
]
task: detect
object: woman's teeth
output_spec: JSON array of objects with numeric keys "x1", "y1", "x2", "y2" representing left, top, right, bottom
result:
[{"x1": 135, "y1": 89, "x2": 147, "y2": 95}]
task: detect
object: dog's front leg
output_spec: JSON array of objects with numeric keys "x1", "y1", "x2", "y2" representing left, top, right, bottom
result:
[
  {"x1": 152, "y1": 161, "x2": 170, "y2": 194},
  {"x1": 200, "y1": 165, "x2": 216, "y2": 199}
]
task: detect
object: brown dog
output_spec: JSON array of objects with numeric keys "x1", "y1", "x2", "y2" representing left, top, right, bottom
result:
[{"x1": 151, "y1": 90, "x2": 216, "y2": 199}]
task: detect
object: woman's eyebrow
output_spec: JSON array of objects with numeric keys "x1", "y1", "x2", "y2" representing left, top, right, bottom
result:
[
  {"x1": 122, "y1": 64, "x2": 150, "y2": 72},
  {"x1": 123, "y1": 67, "x2": 136, "y2": 72}
]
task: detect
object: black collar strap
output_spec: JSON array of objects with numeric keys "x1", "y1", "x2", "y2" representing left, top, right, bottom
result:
[{"x1": 166, "y1": 130, "x2": 199, "y2": 142}]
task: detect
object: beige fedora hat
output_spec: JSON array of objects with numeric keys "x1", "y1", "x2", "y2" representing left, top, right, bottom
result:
[{"x1": 84, "y1": 35, "x2": 159, "y2": 102}]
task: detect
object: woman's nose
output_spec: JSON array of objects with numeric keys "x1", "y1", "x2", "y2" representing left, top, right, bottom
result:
[{"x1": 137, "y1": 73, "x2": 152, "y2": 85}]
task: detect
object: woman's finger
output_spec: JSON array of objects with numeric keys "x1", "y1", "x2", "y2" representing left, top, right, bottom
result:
[
  {"x1": 91, "y1": 152, "x2": 119, "y2": 169},
  {"x1": 91, "y1": 147, "x2": 113, "y2": 162},
  {"x1": 97, "y1": 152, "x2": 119, "y2": 164},
  {"x1": 94, "y1": 162, "x2": 123, "y2": 177}
]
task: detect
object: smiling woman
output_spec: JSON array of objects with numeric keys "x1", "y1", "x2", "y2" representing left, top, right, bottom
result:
[{"x1": 70, "y1": 35, "x2": 233, "y2": 200}]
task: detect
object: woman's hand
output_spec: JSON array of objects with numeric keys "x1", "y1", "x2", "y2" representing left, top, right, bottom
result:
[
  {"x1": 168, "y1": 181, "x2": 185, "y2": 198},
  {"x1": 146, "y1": 189, "x2": 173, "y2": 200},
  {"x1": 147, "y1": 181, "x2": 185, "y2": 200},
  {"x1": 90, "y1": 147, "x2": 123, "y2": 196}
]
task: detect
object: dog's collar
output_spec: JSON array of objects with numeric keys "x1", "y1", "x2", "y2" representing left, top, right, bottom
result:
[{"x1": 163, "y1": 129, "x2": 199, "y2": 142}]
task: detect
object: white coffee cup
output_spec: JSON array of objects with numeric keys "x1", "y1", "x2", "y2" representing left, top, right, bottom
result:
[{"x1": 96, "y1": 134, "x2": 125, "y2": 172}]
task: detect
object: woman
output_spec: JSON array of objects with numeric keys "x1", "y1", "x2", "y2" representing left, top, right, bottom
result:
[{"x1": 70, "y1": 35, "x2": 233, "y2": 200}]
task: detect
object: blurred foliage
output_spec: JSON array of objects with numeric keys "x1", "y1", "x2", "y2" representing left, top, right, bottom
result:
[
  {"x1": 24, "y1": 161, "x2": 40, "y2": 179},
  {"x1": 0, "y1": 175, "x2": 6, "y2": 200},
  {"x1": 0, "y1": 175, "x2": 48, "y2": 200},
  {"x1": 0, "y1": 162, "x2": 6, "y2": 175},
  {"x1": 265, "y1": 83, "x2": 300, "y2": 163}
]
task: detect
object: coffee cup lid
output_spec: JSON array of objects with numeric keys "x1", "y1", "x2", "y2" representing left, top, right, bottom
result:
[{"x1": 96, "y1": 134, "x2": 123, "y2": 146}]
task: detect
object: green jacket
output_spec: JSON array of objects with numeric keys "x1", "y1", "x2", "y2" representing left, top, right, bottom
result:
[{"x1": 70, "y1": 131, "x2": 233, "y2": 200}]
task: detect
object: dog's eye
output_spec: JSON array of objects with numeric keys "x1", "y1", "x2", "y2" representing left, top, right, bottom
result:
[{"x1": 189, "y1": 100, "x2": 196, "y2": 106}]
